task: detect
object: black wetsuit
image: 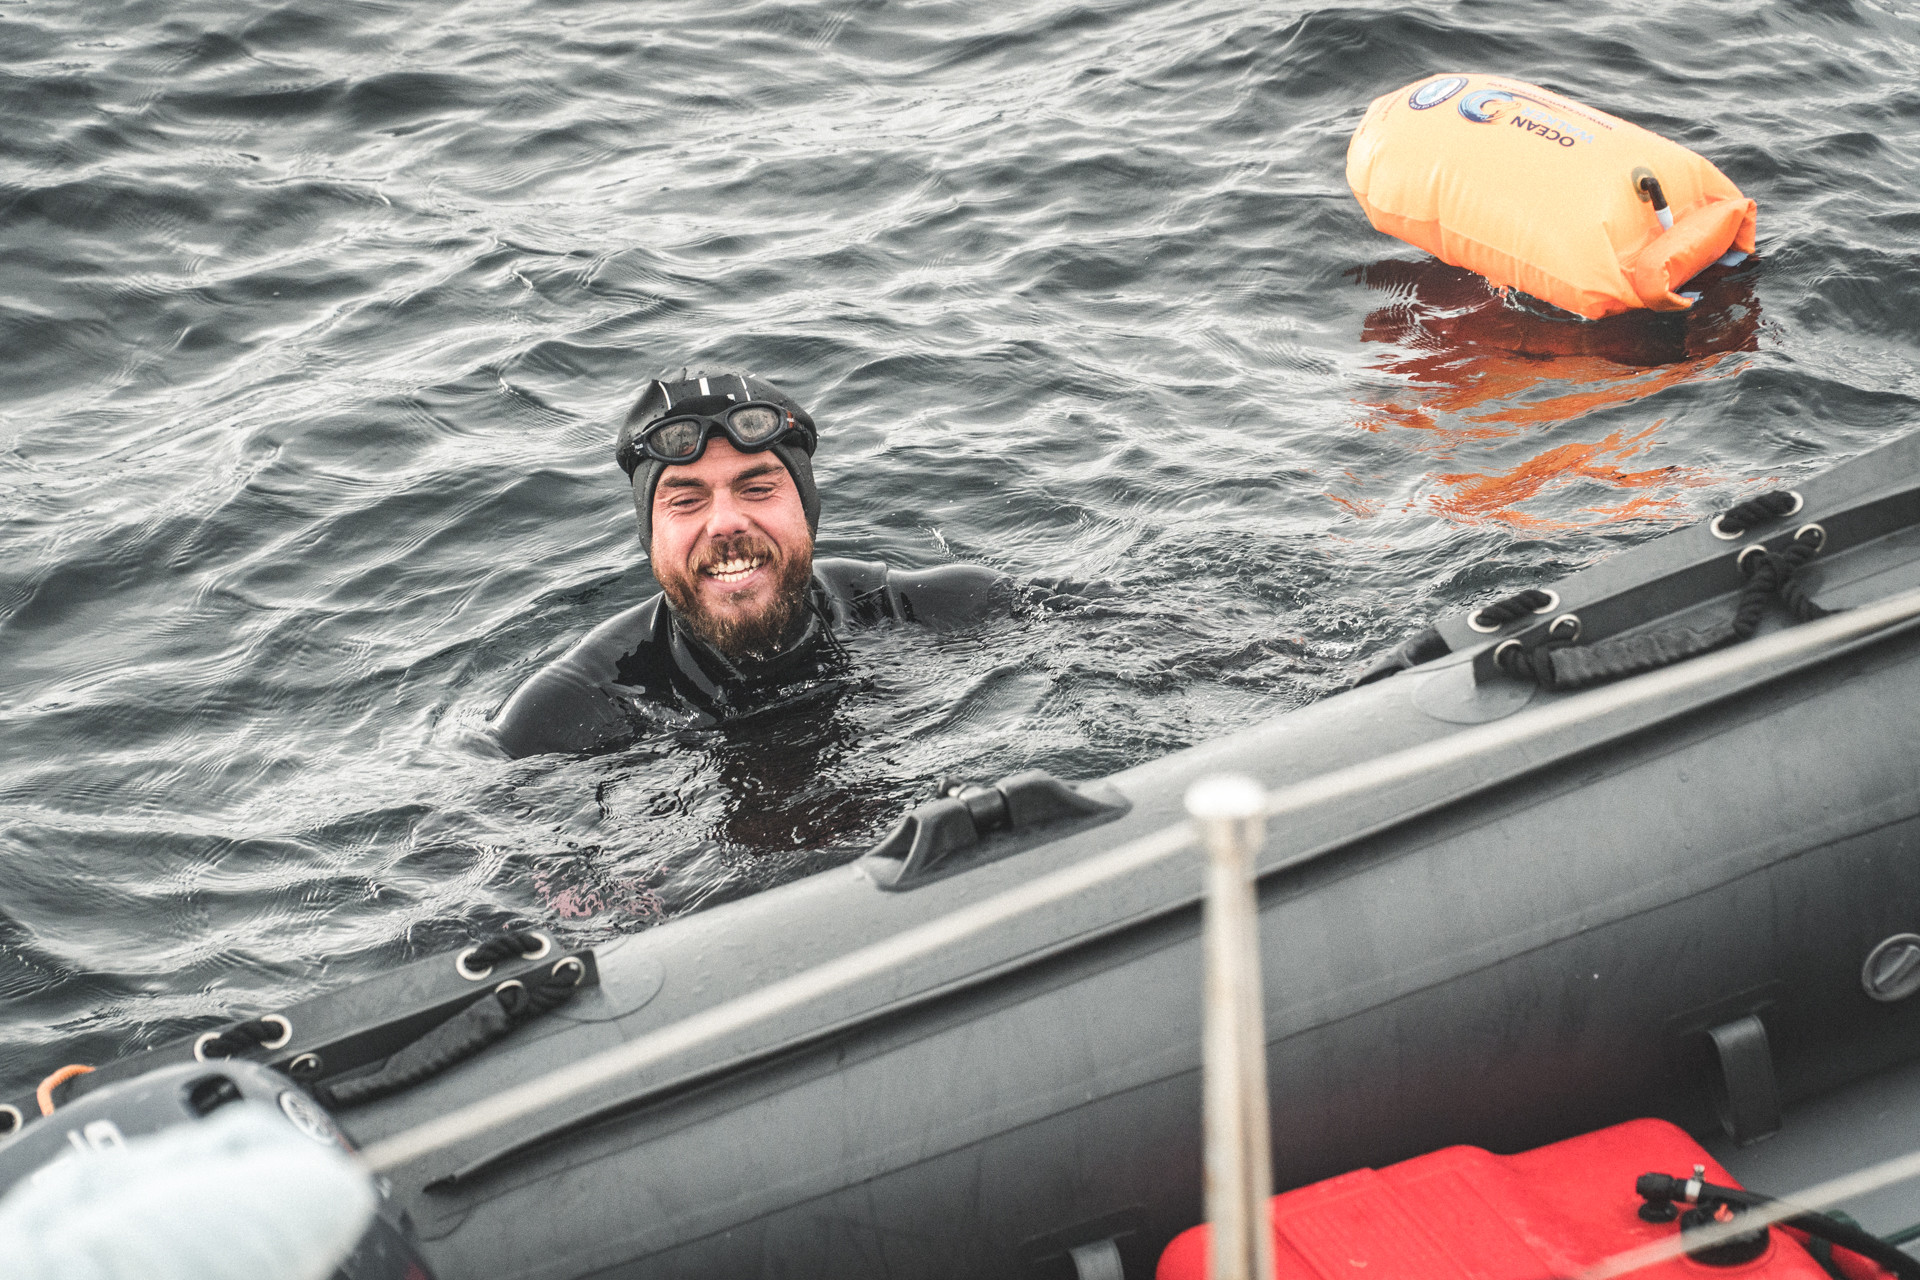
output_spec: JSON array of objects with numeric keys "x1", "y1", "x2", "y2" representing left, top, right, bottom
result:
[{"x1": 489, "y1": 558, "x2": 1021, "y2": 759}]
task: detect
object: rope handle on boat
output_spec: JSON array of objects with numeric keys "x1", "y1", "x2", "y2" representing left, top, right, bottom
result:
[
  {"x1": 1358, "y1": 490, "x2": 1804, "y2": 687},
  {"x1": 35, "y1": 1063, "x2": 94, "y2": 1116},
  {"x1": 313, "y1": 952, "x2": 584, "y2": 1111},
  {"x1": 1497, "y1": 524, "x2": 1835, "y2": 693},
  {"x1": 121, "y1": 929, "x2": 568, "y2": 1108},
  {"x1": 1733, "y1": 524, "x2": 1830, "y2": 638},
  {"x1": 192, "y1": 1014, "x2": 294, "y2": 1063},
  {"x1": 1710, "y1": 489, "x2": 1803, "y2": 540},
  {"x1": 1468, "y1": 588, "x2": 1560, "y2": 633},
  {"x1": 456, "y1": 929, "x2": 552, "y2": 981}
]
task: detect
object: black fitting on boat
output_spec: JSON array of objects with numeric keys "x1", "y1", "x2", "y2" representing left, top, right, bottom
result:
[
  {"x1": 958, "y1": 785, "x2": 1010, "y2": 832},
  {"x1": 456, "y1": 929, "x2": 552, "y2": 981},
  {"x1": 1681, "y1": 1199, "x2": 1771, "y2": 1267},
  {"x1": 1636, "y1": 1172, "x2": 1682, "y2": 1222},
  {"x1": 936, "y1": 776, "x2": 1012, "y2": 833},
  {"x1": 1634, "y1": 1169, "x2": 1920, "y2": 1279},
  {"x1": 1352, "y1": 626, "x2": 1450, "y2": 687},
  {"x1": 864, "y1": 770, "x2": 1129, "y2": 890},
  {"x1": 185, "y1": 1073, "x2": 244, "y2": 1117},
  {"x1": 194, "y1": 1014, "x2": 294, "y2": 1063}
]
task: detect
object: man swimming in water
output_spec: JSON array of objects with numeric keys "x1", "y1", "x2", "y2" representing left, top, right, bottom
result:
[{"x1": 489, "y1": 372, "x2": 1028, "y2": 758}]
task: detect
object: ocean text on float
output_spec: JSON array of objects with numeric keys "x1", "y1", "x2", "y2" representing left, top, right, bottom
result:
[{"x1": 1510, "y1": 103, "x2": 1595, "y2": 147}]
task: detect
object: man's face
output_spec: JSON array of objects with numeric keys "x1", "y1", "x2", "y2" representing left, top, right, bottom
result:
[{"x1": 650, "y1": 437, "x2": 814, "y2": 660}]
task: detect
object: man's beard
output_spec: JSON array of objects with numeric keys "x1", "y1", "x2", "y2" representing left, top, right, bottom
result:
[{"x1": 658, "y1": 532, "x2": 815, "y2": 662}]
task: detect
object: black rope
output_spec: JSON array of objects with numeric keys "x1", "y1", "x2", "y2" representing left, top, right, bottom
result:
[
  {"x1": 1733, "y1": 529, "x2": 1830, "y2": 640},
  {"x1": 1494, "y1": 639, "x2": 1562, "y2": 687},
  {"x1": 1498, "y1": 528, "x2": 1833, "y2": 693},
  {"x1": 1498, "y1": 623, "x2": 1736, "y2": 692},
  {"x1": 313, "y1": 962, "x2": 582, "y2": 1110},
  {"x1": 1714, "y1": 489, "x2": 1799, "y2": 538},
  {"x1": 461, "y1": 929, "x2": 549, "y2": 972},
  {"x1": 1472, "y1": 589, "x2": 1554, "y2": 629},
  {"x1": 196, "y1": 1018, "x2": 286, "y2": 1061},
  {"x1": 495, "y1": 970, "x2": 578, "y2": 1020}
]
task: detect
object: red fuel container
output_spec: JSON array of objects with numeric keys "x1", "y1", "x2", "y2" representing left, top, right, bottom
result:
[{"x1": 1157, "y1": 1118, "x2": 1882, "y2": 1279}]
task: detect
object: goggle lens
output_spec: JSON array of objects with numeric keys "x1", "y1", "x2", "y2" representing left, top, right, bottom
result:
[
  {"x1": 728, "y1": 405, "x2": 783, "y2": 443},
  {"x1": 647, "y1": 418, "x2": 706, "y2": 461}
]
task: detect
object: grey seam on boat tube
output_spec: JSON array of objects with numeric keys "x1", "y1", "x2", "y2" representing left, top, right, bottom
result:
[{"x1": 359, "y1": 585, "x2": 1920, "y2": 1177}]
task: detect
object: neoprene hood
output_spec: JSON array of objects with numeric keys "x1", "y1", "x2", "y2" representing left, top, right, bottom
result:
[{"x1": 614, "y1": 372, "x2": 820, "y2": 556}]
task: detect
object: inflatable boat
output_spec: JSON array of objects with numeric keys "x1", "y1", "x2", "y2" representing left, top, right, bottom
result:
[{"x1": 8, "y1": 428, "x2": 1920, "y2": 1280}]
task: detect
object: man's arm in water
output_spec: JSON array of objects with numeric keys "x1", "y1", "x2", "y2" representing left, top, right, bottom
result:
[
  {"x1": 824, "y1": 559, "x2": 1109, "y2": 628},
  {"x1": 485, "y1": 598, "x2": 664, "y2": 759}
]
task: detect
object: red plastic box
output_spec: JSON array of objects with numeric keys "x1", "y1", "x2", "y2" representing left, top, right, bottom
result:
[{"x1": 1158, "y1": 1118, "x2": 1885, "y2": 1279}]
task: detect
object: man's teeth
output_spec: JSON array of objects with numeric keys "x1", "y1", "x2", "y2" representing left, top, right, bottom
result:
[{"x1": 704, "y1": 556, "x2": 766, "y2": 582}]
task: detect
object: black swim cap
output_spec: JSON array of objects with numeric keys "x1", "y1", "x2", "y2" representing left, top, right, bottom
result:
[{"x1": 614, "y1": 372, "x2": 820, "y2": 556}]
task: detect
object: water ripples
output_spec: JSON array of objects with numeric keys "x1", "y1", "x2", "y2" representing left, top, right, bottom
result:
[{"x1": 3, "y1": 0, "x2": 1919, "y2": 1084}]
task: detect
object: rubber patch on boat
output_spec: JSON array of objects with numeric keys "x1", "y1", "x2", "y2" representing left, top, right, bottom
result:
[
  {"x1": 1411, "y1": 662, "x2": 1536, "y2": 724},
  {"x1": 552, "y1": 940, "x2": 665, "y2": 1025}
]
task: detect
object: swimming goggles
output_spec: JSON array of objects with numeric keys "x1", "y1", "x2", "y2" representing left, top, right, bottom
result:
[{"x1": 636, "y1": 401, "x2": 815, "y2": 464}]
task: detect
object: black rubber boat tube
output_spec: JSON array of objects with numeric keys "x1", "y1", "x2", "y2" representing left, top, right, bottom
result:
[{"x1": 361, "y1": 586, "x2": 1920, "y2": 1180}]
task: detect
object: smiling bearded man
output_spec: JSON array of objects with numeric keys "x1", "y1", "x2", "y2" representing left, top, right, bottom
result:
[
  {"x1": 649, "y1": 446, "x2": 817, "y2": 662},
  {"x1": 487, "y1": 372, "x2": 1045, "y2": 759}
]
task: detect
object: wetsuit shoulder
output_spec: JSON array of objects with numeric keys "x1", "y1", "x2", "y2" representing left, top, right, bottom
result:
[
  {"x1": 812, "y1": 556, "x2": 891, "y2": 622},
  {"x1": 885, "y1": 563, "x2": 1018, "y2": 627},
  {"x1": 488, "y1": 595, "x2": 668, "y2": 759},
  {"x1": 812, "y1": 556, "x2": 1016, "y2": 629}
]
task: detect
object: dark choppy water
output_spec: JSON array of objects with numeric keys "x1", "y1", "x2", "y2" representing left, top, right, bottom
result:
[{"x1": 4, "y1": 0, "x2": 1919, "y2": 1087}]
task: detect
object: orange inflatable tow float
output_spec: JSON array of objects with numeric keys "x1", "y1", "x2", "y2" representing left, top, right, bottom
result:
[{"x1": 1347, "y1": 73, "x2": 1757, "y2": 319}]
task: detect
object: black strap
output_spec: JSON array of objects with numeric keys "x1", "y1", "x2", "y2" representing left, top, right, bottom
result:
[{"x1": 313, "y1": 963, "x2": 580, "y2": 1110}]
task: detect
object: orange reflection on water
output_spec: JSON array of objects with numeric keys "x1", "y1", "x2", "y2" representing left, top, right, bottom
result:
[
  {"x1": 1338, "y1": 259, "x2": 1762, "y2": 529},
  {"x1": 1430, "y1": 423, "x2": 1714, "y2": 530}
]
